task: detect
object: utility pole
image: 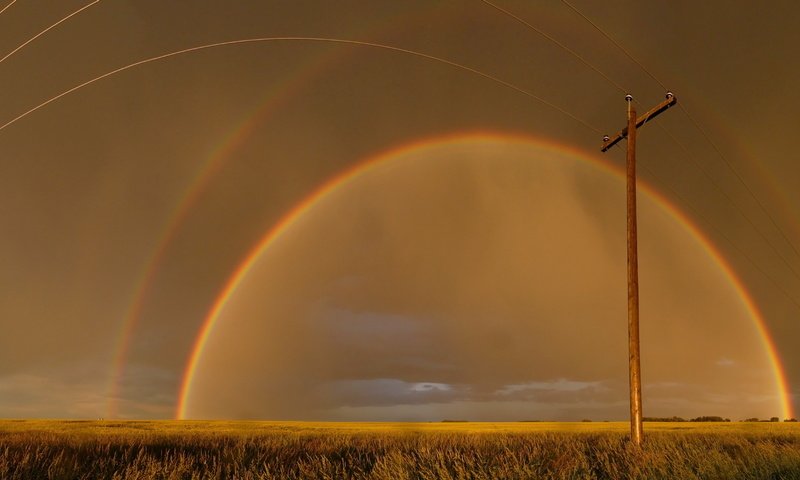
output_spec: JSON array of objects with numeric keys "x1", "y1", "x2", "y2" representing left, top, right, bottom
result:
[{"x1": 601, "y1": 92, "x2": 677, "y2": 446}]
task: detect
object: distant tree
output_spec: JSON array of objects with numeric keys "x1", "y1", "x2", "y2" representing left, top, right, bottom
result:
[
  {"x1": 581, "y1": 419, "x2": 592, "y2": 422},
  {"x1": 643, "y1": 416, "x2": 686, "y2": 422},
  {"x1": 770, "y1": 417, "x2": 780, "y2": 422},
  {"x1": 690, "y1": 416, "x2": 726, "y2": 422},
  {"x1": 743, "y1": 418, "x2": 760, "y2": 422},
  {"x1": 785, "y1": 418, "x2": 798, "y2": 422}
]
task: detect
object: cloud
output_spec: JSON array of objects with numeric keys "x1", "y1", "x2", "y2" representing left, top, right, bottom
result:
[
  {"x1": 492, "y1": 379, "x2": 619, "y2": 406},
  {"x1": 112, "y1": 364, "x2": 178, "y2": 419},
  {"x1": 0, "y1": 373, "x2": 108, "y2": 418},
  {"x1": 411, "y1": 382, "x2": 451, "y2": 392},
  {"x1": 320, "y1": 378, "x2": 463, "y2": 408},
  {"x1": 495, "y1": 379, "x2": 603, "y2": 395},
  {"x1": 716, "y1": 358, "x2": 736, "y2": 367}
]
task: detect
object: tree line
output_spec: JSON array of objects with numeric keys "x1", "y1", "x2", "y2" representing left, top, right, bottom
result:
[{"x1": 642, "y1": 416, "x2": 798, "y2": 422}]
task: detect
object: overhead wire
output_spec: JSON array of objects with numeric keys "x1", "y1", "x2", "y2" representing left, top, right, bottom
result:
[
  {"x1": 0, "y1": 0, "x2": 102, "y2": 65},
  {"x1": 0, "y1": 36, "x2": 601, "y2": 135},
  {"x1": 479, "y1": 0, "x2": 628, "y2": 94},
  {"x1": 0, "y1": 0, "x2": 16, "y2": 17},
  {"x1": 558, "y1": 0, "x2": 668, "y2": 91}
]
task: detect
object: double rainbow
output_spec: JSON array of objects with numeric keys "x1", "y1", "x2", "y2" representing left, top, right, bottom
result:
[{"x1": 173, "y1": 132, "x2": 793, "y2": 420}]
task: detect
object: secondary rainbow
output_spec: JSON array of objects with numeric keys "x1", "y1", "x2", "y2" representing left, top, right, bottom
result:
[
  {"x1": 103, "y1": 48, "x2": 340, "y2": 418},
  {"x1": 175, "y1": 132, "x2": 793, "y2": 420}
]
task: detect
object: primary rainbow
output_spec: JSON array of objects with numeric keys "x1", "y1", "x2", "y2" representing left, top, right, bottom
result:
[{"x1": 175, "y1": 132, "x2": 793, "y2": 420}]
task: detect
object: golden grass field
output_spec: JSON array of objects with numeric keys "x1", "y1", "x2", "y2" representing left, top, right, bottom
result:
[{"x1": 1, "y1": 420, "x2": 799, "y2": 479}]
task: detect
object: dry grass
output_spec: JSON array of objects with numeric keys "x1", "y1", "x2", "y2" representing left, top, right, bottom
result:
[{"x1": 1, "y1": 420, "x2": 799, "y2": 479}]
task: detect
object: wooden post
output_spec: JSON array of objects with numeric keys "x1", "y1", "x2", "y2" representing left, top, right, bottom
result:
[
  {"x1": 625, "y1": 96, "x2": 643, "y2": 447},
  {"x1": 601, "y1": 92, "x2": 676, "y2": 447}
]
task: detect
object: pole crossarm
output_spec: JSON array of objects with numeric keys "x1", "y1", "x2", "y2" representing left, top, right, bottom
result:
[{"x1": 601, "y1": 94, "x2": 677, "y2": 151}]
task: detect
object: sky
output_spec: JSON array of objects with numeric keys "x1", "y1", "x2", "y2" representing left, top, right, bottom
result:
[{"x1": 0, "y1": 0, "x2": 798, "y2": 421}]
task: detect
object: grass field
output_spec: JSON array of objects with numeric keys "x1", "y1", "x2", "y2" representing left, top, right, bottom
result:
[{"x1": 1, "y1": 420, "x2": 799, "y2": 479}]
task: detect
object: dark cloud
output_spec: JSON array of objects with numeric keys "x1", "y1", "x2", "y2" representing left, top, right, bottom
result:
[
  {"x1": 320, "y1": 379, "x2": 464, "y2": 408},
  {"x1": 0, "y1": 370, "x2": 106, "y2": 418}
]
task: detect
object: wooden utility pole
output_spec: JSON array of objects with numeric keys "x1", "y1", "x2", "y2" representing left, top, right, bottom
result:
[{"x1": 601, "y1": 92, "x2": 677, "y2": 447}]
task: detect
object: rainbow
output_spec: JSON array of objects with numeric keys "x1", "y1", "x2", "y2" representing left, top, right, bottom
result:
[
  {"x1": 103, "y1": 49, "x2": 339, "y2": 418},
  {"x1": 175, "y1": 132, "x2": 793, "y2": 420}
]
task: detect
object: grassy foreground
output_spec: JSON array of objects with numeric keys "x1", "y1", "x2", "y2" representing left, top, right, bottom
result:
[{"x1": 1, "y1": 420, "x2": 799, "y2": 479}]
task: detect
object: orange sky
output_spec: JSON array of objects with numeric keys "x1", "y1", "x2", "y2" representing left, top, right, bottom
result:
[{"x1": 0, "y1": 1, "x2": 797, "y2": 420}]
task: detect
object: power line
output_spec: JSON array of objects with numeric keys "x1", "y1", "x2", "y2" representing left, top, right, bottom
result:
[
  {"x1": 0, "y1": 36, "x2": 600, "y2": 135},
  {"x1": 479, "y1": 0, "x2": 627, "y2": 94},
  {"x1": 0, "y1": 0, "x2": 16, "y2": 17},
  {"x1": 0, "y1": 0, "x2": 102, "y2": 65},
  {"x1": 558, "y1": 0, "x2": 668, "y2": 91}
]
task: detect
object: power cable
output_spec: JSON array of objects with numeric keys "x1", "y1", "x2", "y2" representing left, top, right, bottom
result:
[
  {"x1": 0, "y1": 36, "x2": 601, "y2": 135},
  {"x1": 0, "y1": 0, "x2": 102, "y2": 65},
  {"x1": 558, "y1": 0, "x2": 668, "y2": 91},
  {"x1": 0, "y1": 0, "x2": 16, "y2": 17},
  {"x1": 480, "y1": 0, "x2": 628, "y2": 94}
]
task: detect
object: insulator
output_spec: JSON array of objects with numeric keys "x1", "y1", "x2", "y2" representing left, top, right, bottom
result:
[
  {"x1": 603, "y1": 135, "x2": 610, "y2": 142},
  {"x1": 625, "y1": 94, "x2": 633, "y2": 102},
  {"x1": 666, "y1": 91, "x2": 674, "y2": 99}
]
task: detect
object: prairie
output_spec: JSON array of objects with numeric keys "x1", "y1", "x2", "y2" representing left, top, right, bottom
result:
[{"x1": 1, "y1": 420, "x2": 799, "y2": 479}]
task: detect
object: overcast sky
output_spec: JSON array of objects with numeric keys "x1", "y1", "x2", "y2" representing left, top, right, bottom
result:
[{"x1": 0, "y1": 0, "x2": 797, "y2": 421}]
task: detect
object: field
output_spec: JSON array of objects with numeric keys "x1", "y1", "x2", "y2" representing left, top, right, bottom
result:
[{"x1": 1, "y1": 420, "x2": 799, "y2": 479}]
